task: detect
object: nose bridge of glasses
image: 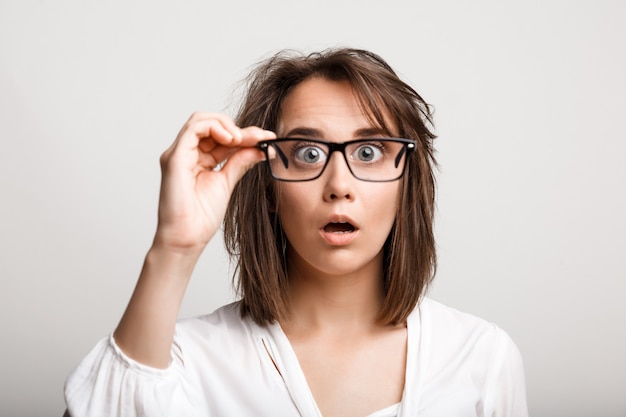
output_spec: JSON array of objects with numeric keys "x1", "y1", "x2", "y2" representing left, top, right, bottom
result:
[{"x1": 325, "y1": 142, "x2": 352, "y2": 171}]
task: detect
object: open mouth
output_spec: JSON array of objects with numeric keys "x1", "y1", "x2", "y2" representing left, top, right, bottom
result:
[{"x1": 323, "y1": 222, "x2": 356, "y2": 233}]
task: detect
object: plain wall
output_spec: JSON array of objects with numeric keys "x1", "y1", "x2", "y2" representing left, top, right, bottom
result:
[{"x1": 1, "y1": 1, "x2": 624, "y2": 416}]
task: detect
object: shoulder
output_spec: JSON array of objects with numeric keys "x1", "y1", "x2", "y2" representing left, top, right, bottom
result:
[
  {"x1": 175, "y1": 301, "x2": 252, "y2": 336},
  {"x1": 417, "y1": 297, "x2": 512, "y2": 343},
  {"x1": 171, "y1": 302, "x2": 263, "y2": 352},
  {"x1": 164, "y1": 301, "x2": 276, "y2": 373},
  {"x1": 414, "y1": 297, "x2": 523, "y2": 377},
  {"x1": 182, "y1": 301, "x2": 244, "y2": 326},
  {"x1": 408, "y1": 298, "x2": 527, "y2": 414}
]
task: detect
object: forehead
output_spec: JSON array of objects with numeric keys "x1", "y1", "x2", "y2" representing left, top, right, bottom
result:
[{"x1": 276, "y1": 77, "x2": 394, "y2": 138}]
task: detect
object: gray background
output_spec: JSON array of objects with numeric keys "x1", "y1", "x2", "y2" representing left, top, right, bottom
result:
[{"x1": 1, "y1": 1, "x2": 625, "y2": 416}]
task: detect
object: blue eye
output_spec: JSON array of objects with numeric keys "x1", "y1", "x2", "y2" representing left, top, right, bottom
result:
[
  {"x1": 294, "y1": 145, "x2": 327, "y2": 164},
  {"x1": 352, "y1": 143, "x2": 383, "y2": 163}
]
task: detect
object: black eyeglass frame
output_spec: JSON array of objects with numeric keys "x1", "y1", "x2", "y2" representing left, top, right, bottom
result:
[{"x1": 257, "y1": 138, "x2": 416, "y2": 182}]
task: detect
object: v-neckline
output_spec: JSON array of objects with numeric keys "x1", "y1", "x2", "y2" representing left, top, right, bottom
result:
[{"x1": 257, "y1": 306, "x2": 422, "y2": 417}]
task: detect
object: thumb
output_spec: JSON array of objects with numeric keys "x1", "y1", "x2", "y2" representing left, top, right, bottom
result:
[{"x1": 220, "y1": 147, "x2": 266, "y2": 191}]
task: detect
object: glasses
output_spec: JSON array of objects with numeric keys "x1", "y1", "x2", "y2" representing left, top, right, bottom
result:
[{"x1": 257, "y1": 138, "x2": 415, "y2": 182}]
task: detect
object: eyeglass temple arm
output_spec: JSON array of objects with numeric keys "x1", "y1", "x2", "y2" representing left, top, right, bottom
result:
[
  {"x1": 259, "y1": 142, "x2": 290, "y2": 169},
  {"x1": 394, "y1": 146, "x2": 407, "y2": 168}
]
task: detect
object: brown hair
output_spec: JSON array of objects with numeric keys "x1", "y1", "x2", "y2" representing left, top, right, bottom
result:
[{"x1": 223, "y1": 48, "x2": 437, "y2": 326}]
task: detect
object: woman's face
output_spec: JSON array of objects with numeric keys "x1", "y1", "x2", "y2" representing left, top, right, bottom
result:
[{"x1": 275, "y1": 77, "x2": 401, "y2": 279}]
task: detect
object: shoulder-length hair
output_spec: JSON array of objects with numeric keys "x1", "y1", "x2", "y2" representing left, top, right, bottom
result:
[{"x1": 223, "y1": 48, "x2": 437, "y2": 326}]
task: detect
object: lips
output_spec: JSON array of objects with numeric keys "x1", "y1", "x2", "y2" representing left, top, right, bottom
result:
[{"x1": 319, "y1": 216, "x2": 359, "y2": 245}]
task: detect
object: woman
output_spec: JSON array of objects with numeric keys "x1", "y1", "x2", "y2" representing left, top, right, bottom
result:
[{"x1": 65, "y1": 48, "x2": 528, "y2": 416}]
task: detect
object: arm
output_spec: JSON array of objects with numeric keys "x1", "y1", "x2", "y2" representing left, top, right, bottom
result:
[{"x1": 113, "y1": 112, "x2": 275, "y2": 368}]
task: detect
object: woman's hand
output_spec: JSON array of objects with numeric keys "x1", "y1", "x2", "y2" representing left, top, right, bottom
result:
[
  {"x1": 114, "y1": 113, "x2": 274, "y2": 368},
  {"x1": 154, "y1": 112, "x2": 275, "y2": 253}
]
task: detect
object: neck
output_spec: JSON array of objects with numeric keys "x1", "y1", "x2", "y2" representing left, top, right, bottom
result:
[{"x1": 282, "y1": 251, "x2": 385, "y2": 332}]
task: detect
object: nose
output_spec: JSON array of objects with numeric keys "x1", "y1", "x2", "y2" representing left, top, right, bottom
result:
[{"x1": 322, "y1": 152, "x2": 355, "y2": 201}]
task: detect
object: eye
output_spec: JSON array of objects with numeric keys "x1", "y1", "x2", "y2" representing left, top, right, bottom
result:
[
  {"x1": 294, "y1": 144, "x2": 327, "y2": 164},
  {"x1": 352, "y1": 143, "x2": 384, "y2": 163}
]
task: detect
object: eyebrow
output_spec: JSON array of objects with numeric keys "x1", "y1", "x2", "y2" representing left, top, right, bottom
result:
[
  {"x1": 282, "y1": 127, "x2": 321, "y2": 138},
  {"x1": 282, "y1": 126, "x2": 393, "y2": 139}
]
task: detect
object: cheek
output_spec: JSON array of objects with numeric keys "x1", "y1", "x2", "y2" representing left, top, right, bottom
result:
[
  {"x1": 275, "y1": 184, "x2": 298, "y2": 212},
  {"x1": 371, "y1": 182, "x2": 401, "y2": 217},
  {"x1": 275, "y1": 185, "x2": 312, "y2": 228}
]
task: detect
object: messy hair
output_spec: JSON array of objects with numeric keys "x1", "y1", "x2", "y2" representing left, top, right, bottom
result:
[{"x1": 223, "y1": 48, "x2": 437, "y2": 325}]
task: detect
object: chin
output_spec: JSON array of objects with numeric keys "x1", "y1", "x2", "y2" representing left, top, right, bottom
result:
[{"x1": 309, "y1": 252, "x2": 384, "y2": 278}]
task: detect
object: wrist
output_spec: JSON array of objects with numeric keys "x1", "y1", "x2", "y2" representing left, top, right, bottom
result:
[
  {"x1": 144, "y1": 240, "x2": 203, "y2": 283},
  {"x1": 151, "y1": 225, "x2": 209, "y2": 257}
]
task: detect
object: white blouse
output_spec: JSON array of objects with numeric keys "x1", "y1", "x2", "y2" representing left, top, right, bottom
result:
[{"x1": 64, "y1": 298, "x2": 528, "y2": 417}]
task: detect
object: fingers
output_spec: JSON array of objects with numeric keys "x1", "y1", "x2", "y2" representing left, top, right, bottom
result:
[
  {"x1": 190, "y1": 115, "x2": 242, "y2": 149},
  {"x1": 196, "y1": 126, "x2": 275, "y2": 171},
  {"x1": 197, "y1": 125, "x2": 275, "y2": 154},
  {"x1": 181, "y1": 112, "x2": 275, "y2": 149},
  {"x1": 162, "y1": 112, "x2": 275, "y2": 171},
  {"x1": 218, "y1": 127, "x2": 276, "y2": 189},
  {"x1": 163, "y1": 113, "x2": 240, "y2": 163},
  {"x1": 238, "y1": 125, "x2": 276, "y2": 146}
]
